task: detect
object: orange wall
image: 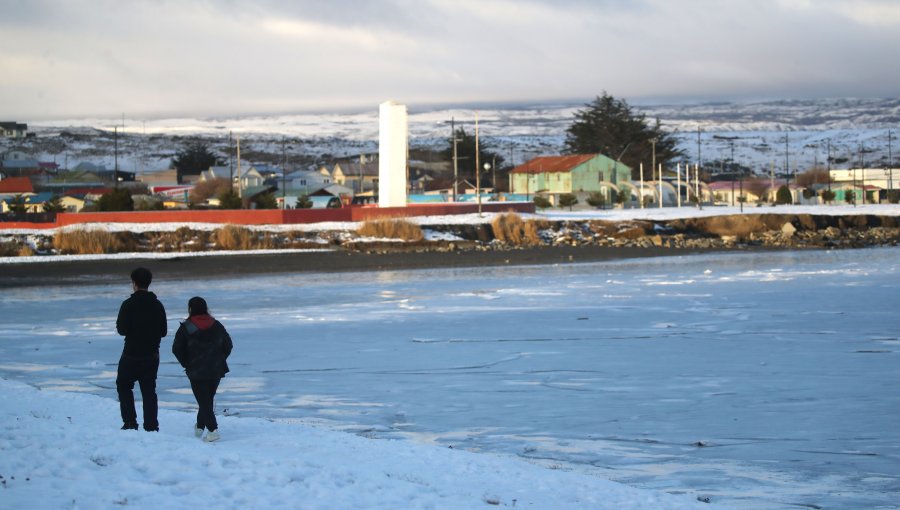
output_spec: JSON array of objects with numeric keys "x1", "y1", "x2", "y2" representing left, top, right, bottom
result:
[{"x1": 2, "y1": 202, "x2": 535, "y2": 230}]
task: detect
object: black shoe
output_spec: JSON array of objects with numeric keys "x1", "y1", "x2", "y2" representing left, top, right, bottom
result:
[
  {"x1": 121, "y1": 422, "x2": 138, "y2": 430},
  {"x1": 144, "y1": 424, "x2": 159, "y2": 432}
]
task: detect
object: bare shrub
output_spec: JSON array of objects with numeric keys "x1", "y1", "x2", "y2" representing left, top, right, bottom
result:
[
  {"x1": 0, "y1": 241, "x2": 21, "y2": 257},
  {"x1": 53, "y1": 228, "x2": 127, "y2": 254},
  {"x1": 214, "y1": 225, "x2": 254, "y2": 250},
  {"x1": 523, "y1": 219, "x2": 549, "y2": 245},
  {"x1": 492, "y1": 213, "x2": 525, "y2": 245},
  {"x1": 492, "y1": 213, "x2": 548, "y2": 247},
  {"x1": 17, "y1": 244, "x2": 35, "y2": 257},
  {"x1": 357, "y1": 218, "x2": 424, "y2": 241},
  {"x1": 214, "y1": 225, "x2": 275, "y2": 250}
]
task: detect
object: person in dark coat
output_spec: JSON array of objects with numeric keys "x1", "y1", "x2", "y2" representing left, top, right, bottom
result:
[
  {"x1": 172, "y1": 296, "x2": 233, "y2": 442},
  {"x1": 116, "y1": 267, "x2": 168, "y2": 431}
]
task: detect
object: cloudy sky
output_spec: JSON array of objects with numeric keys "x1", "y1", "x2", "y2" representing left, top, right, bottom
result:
[{"x1": 2, "y1": 0, "x2": 899, "y2": 120}]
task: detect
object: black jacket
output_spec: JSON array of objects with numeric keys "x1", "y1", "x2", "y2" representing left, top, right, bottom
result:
[
  {"x1": 116, "y1": 290, "x2": 167, "y2": 358},
  {"x1": 172, "y1": 314, "x2": 233, "y2": 380}
]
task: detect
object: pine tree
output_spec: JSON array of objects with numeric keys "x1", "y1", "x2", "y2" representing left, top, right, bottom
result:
[
  {"x1": 564, "y1": 92, "x2": 681, "y2": 179},
  {"x1": 172, "y1": 141, "x2": 222, "y2": 184}
]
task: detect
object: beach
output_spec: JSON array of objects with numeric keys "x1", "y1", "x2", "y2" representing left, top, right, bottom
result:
[{"x1": 0, "y1": 244, "x2": 717, "y2": 288}]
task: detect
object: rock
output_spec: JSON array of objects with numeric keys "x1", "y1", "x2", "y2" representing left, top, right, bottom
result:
[{"x1": 781, "y1": 222, "x2": 797, "y2": 238}]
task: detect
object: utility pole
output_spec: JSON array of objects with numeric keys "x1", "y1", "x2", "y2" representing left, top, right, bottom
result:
[
  {"x1": 237, "y1": 136, "x2": 242, "y2": 200},
  {"x1": 785, "y1": 133, "x2": 791, "y2": 187},
  {"x1": 859, "y1": 143, "x2": 866, "y2": 205},
  {"x1": 888, "y1": 130, "x2": 894, "y2": 199},
  {"x1": 650, "y1": 138, "x2": 657, "y2": 207},
  {"x1": 475, "y1": 112, "x2": 481, "y2": 215},
  {"x1": 281, "y1": 137, "x2": 287, "y2": 209},
  {"x1": 697, "y1": 127, "x2": 702, "y2": 170},
  {"x1": 114, "y1": 126, "x2": 119, "y2": 188},
  {"x1": 639, "y1": 163, "x2": 644, "y2": 209},
  {"x1": 451, "y1": 117, "x2": 459, "y2": 202},
  {"x1": 677, "y1": 163, "x2": 682, "y2": 207}
]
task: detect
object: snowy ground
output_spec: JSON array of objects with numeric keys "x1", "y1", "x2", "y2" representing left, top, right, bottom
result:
[
  {"x1": 1, "y1": 241, "x2": 898, "y2": 509},
  {"x1": 0, "y1": 379, "x2": 712, "y2": 510}
]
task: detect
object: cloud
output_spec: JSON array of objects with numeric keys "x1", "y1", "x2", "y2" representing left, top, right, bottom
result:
[{"x1": 0, "y1": 0, "x2": 897, "y2": 119}]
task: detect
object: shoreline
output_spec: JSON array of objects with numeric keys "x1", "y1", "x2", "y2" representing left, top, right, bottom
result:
[{"x1": 0, "y1": 245, "x2": 739, "y2": 288}]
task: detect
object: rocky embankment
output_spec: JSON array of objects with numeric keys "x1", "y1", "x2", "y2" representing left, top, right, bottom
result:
[
  {"x1": 2, "y1": 213, "x2": 899, "y2": 258},
  {"x1": 352, "y1": 213, "x2": 900, "y2": 254}
]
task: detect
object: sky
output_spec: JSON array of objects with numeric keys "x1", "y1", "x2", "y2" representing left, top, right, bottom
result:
[{"x1": 2, "y1": 0, "x2": 900, "y2": 120}]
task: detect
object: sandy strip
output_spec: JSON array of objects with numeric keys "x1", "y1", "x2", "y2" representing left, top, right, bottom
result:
[{"x1": 0, "y1": 245, "x2": 732, "y2": 288}]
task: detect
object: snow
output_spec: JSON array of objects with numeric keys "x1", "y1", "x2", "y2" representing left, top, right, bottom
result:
[
  {"x1": 2, "y1": 207, "x2": 900, "y2": 509},
  {"x1": 0, "y1": 379, "x2": 711, "y2": 510},
  {"x1": 6, "y1": 99, "x2": 898, "y2": 174}
]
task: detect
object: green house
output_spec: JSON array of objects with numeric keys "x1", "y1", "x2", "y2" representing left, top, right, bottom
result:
[{"x1": 509, "y1": 154, "x2": 631, "y2": 195}]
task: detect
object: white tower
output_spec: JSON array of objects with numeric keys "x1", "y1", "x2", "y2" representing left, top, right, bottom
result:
[{"x1": 378, "y1": 100, "x2": 408, "y2": 208}]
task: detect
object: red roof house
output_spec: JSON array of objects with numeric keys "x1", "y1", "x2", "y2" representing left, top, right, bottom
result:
[{"x1": 0, "y1": 176, "x2": 34, "y2": 194}]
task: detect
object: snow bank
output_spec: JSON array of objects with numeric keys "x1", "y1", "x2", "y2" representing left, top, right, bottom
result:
[{"x1": 0, "y1": 379, "x2": 718, "y2": 509}]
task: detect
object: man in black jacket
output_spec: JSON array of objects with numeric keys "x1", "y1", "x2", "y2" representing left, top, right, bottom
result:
[{"x1": 116, "y1": 267, "x2": 167, "y2": 431}]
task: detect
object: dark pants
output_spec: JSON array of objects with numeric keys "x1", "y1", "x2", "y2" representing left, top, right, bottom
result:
[
  {"x1": 190, "y1": 378, "x2": 221, "y2": 432},
  {"x1": 116, "y1": 353, "x2": 160, "y2": 430}
]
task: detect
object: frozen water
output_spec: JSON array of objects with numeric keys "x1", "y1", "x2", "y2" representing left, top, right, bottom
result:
[{"x1": 1, "y1": 247, "x2": 898, "y2": 509}]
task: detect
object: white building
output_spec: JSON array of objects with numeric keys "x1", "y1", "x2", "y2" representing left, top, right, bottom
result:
[
  {"x1": 378, "y1": 101, "x2": 408, "y2": 208},
  {"x1": 830, "y1": 168, "x2": 898, "y2": 191}
]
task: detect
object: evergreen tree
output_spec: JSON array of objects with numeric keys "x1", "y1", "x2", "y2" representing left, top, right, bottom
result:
[
  {"x1": 218, "y1": 189, "x2": 242, "y2": 209},
  {"x1": 96, "y1": 188, "x2": 134, "y2": 211},
  {"x1": 295, "y1": 195, "x2": 313, "y2": 209},
  {"x1": 533, "y1": 196, "x2": 552, "y2": 209},
  {"x1": 775, "y1": 185, "x2": 793, "y2": 205},
  {"x1": 172, "y1": 141, "x2": 222, "y2": 184},
  {"x1": 253, "y1": 192, "x2": 278, "y2": 210},
  {"x1": 441, "y1": 127, "x2": 505, "y2": 188},
  {"x1": 564, "y1": 92, "x2": 681, "y2": 179},
  {"x1": 43, "y1": 195, "x2": 66, "y2": 213},
  {"x1": 558, "y1": 193, "x2": 578, "y2": 210},
  {"x1": 7, "y1": 194, "x2": 28, "y2": 215}
]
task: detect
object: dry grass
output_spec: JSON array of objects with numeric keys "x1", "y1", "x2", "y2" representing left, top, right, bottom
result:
[
  {"x1": 53, "y1": 228, "x2": 132, "y2": 255},
  {"x1": 214, "y1": 225, "x2": 275, "y2": 250},
  {"x1": 491, "y1": 213, "x2": 547, "y2": 246},
  {"x1": 357, "y1": 218, "x2": 424, "y2": 242},
  {"x1": 147, "y1": 227, "x2": 212, "y2": 252},
  {"x1": 0, "y1": 241, "x2": 20, "y2": 257}
]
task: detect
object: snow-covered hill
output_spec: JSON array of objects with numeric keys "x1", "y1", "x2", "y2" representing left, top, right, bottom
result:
[{"x1": 3, "y1": 98, "x2": 897, "y2": 177}]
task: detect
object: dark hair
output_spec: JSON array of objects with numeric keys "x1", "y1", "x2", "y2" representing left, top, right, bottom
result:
[
  {"x1": 131, "y1": 267, "x2": 152, "y2": 289},
  {"x1": 188, "y1": 296, "x2": 208, "y2": 317}
]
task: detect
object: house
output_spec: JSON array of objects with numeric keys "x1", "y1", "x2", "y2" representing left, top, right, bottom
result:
[
  {"x1": 283, "y1": 169, "x2": 332, "y2": 194},
  {"x1": 830, "y1": 168, "x2": 897, "y2": 202},
  {"x1": 0, "y1": 122, "x2": 27, "y2": 138},
  {"x1": 0, "y1": 176, "x2": 35, "y2": 196},
  {"x1": 72, "y1": 162, "x2": 107, "y2": 173},
  {"x1": 97, "y1": 169, "x2": 136, "y2": 183},
  {"x1": 509, "y1": 154, "x2": 631, "y2": 204},
  {"x1": 199, "y1": 165, "x2": 234, "y2": 182},
  {"x1": 1, "y1": 159, "x2": 41, "y2": 176},
  {"x1": 59, "y1": 195, "x2": 86, "y2": 212},
  {"x1": 1, "y1": 192, "x2": 54, "y2": 213},
  {"x1": 333, "y1": 161, "x2": 379, "y2": 193},
  {"x1": 138, "y1": 168, "x2": 180, "y2": 186}
]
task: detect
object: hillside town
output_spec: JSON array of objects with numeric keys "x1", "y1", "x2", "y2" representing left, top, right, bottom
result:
[{"x1": 2, "y1": 115, "x2": 898, "y2": 223}]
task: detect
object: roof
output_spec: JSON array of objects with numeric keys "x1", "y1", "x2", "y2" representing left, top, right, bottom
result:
[
  {"x1": 336, "y1": 162, "x2": 379, "y2": 177},
  {"x1": 0, "y1": 176, "x2": 34, "y2": 193},
  {"x1": 510, "y1": 154, "x2": 597, "y2": 174},
  {"x1": 1, "y1": 159, "x2": 40, "y2": 169},
  {"x1": 24, "y1": 192, "x2": 54, "y2": 204}
]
